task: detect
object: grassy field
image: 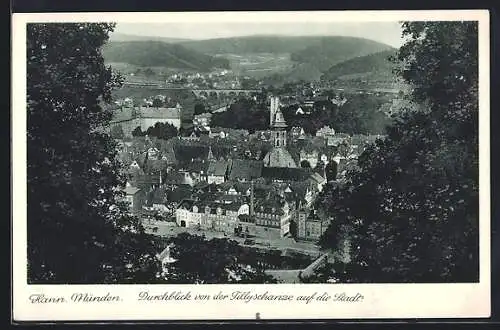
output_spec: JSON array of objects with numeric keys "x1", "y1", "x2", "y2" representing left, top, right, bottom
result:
[{"x1": 216, "y1": 53, "x2": 296, "y2": 78}]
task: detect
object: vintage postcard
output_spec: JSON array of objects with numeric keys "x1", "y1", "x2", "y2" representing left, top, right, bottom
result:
[{"x1": 12, "y1": 10, "x2": 490, "y2": 321}]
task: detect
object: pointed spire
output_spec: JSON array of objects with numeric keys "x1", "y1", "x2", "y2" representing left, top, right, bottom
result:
[{"x1": 208, "y1": 145, "x2": 215, "y2": 161}]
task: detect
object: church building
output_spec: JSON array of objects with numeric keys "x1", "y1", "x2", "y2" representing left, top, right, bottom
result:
[{"x1": 263, "y1": 96, "x2": 297, "y2": 168}]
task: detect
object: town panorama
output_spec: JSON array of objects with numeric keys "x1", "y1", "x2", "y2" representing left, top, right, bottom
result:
[{"x1": 26, "y1": 21, "x2": 479, "y2": 285}]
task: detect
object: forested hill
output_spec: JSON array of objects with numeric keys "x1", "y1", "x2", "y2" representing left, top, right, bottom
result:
[
  {"x1": 179, "y1": 36, "x2": 325, "y2": 54},
  {"x1": 109, "y1": 33, "x2": 190, "y2": 43},
  {"x1": 102, "y1": 41, "x2": 231, "y2": 71},
  {"x1": 290, "y1": 37, "x2": 394, "y2": 72},
  {"x1": 320, "y1": 50, "x2": 397, "y2": 81},
  {"x1": 180, "y1": 35, "x2": 392, "y2": 58}
]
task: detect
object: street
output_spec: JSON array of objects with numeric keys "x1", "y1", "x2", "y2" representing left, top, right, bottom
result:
[{"x1": 142, "y1": 219, "x2": 321, "y2": 256}]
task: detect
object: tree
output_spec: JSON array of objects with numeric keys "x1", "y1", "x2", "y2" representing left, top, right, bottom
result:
[
  {"x1": 132, "y1": 126, "x2": 145, "y2": 137},
  {"x1": 211, "y1": 98, "x2": 269, "y2": 133},
  {"x1": 318, "y1": 21, "x2": 479, "y2": 283},
  {"x1": 289, "y1": 220, "x2": 297, "y2": 239},
  {"x1": 27, "y1": 23, "x2": 160, "y2": 283},
  {"x1": 152, "y1": 98, "x2": 163, "y2": 108},
  {"x1": 300, "y1": 160, "x2": 311, "y2": 168},
  {"x1": 160, "y1": 233, "x2": 277, "y2": 284},
  {"x1": 194, "y1": 103, "x2": 206, "y2": 115},
  {"x1": 145, "y1": 122, "x2": 179, "y2": 140},
  {"x1": 324, "y1": 161, "x2": 337, "y2": 181},
  {"x1": 143, "y1": 67, "x2": 155, "y2": 77},
  {"x1": 110, "y1": 124, "x2": 124, "y2": 139}
]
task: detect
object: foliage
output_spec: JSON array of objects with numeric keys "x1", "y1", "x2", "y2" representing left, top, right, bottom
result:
[
  {"x1": 110, "y1": 124, "x2": 124, "y2": 139},
  {"x1": 289, "y1": 220, "x2": 298, "y2": 239},
  {"x1": 146, "y1": 122, "x2": 179, "y2": 140},
  {"x1": 152, "y1": 97, "x2": 163, "y2": 108},
  {"x1": 318, "y1": 21, "x2": 479, "y2": 282},
  {"x1": 27, "y1": 23, "x2": 160, "y2": 283},
  {"x1": 321, "y1": 49, "x2": 397, "y2": 81},
  {"x1": 132, "y1": 126, "x2": 144, "y2": 137},
  {"x1": 211, "y1": 98, "x2": 270, "y2": 133},
  {"x1": 324, "y1": 161, "x2": 338, "y2": 181},
  {"x1": 157, "y1": 233, "x2": 277, "y2": 284},
  {"x1": 131, "y1": 122, "x2": 179, "y2": 140},
  {"x1": 180, "y1": 35, "x2": 373, "y2": 55},
  {"x1": 300, "y1": 160, "x2": 311, "y2": 168},
  {"x1": 290, "y1": 36, "x2": 394, "y2": 72},
  {"x1": 281, "y1": 94, "x2": 391, "y2": 135},
  {"x1": 194, "y1": 103, "x2": 206, "y2": 115},
  {"x1": 103, "y1": 41, "x2": 230, "y2": 71}
]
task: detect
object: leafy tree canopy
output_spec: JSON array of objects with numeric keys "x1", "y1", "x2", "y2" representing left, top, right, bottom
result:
[
  {"x1": 27, "y1": 23, "x2": 159, "y2": 283},
  {"x1": 318, "y1": 21, "x2": 479, "y2": 283}
]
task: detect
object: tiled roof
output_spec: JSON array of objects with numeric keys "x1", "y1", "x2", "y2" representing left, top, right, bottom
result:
[
  {"x1": 177, "y1": 199, "x2": 196, "y2": 210},
  {"x1": 182, "y1": 160, "x2": 208, "y2": 173},
  {"x1": 123, "y1": 186, "x2": 141, "y2": 195},
  {"x1": 309, "y1": 172, "x2": 325, "y2": 184},
  {"x1": 263, "y1": 147, "x2": 298, "y2": 168},
  {"x1": 207, "y1": 160, "x2": 228, "y2": 176},
  {"x1": 262, "y1": 167, "x2": 312, "y2": 182},
  {"x1": 164, "y1": 171, "x2": 187, "y2": 185},
  {"x1": 229, "y1": 159, "x2": 263, "y2": 181}
]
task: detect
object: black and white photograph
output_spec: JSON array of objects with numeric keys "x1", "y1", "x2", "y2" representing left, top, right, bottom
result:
[{"x1": 12, "y1": 10, "x2": 490, "y2": 320}]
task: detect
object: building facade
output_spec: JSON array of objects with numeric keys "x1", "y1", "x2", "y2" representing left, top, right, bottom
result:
[
  {"x1": 263, "y1": 96, "x2": 297, "y2": 168},
  {"x1": 296, "y1": 209, "x2": 329, "y2": 241}
]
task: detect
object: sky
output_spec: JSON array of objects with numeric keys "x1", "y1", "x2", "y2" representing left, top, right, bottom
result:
[{"x1": 113, "y1": 21, "x2": 405, "y2": 47}]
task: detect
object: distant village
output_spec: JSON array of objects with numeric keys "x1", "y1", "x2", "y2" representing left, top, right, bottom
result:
[{"x1": 108, "y1": 90, "x2": 385, "y2": 247}]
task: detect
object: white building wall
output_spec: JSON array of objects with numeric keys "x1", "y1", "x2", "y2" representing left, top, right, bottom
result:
[{"x1": 207, "y1": 175, "x2": 225, "y2": 185}]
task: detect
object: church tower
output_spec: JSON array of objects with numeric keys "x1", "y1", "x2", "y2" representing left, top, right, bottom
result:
[
  {"x1": 263, "y1": 96, "x2": 297, "y2": 168},
  {"x1": 270, "y1": 96, "x2": 287, "y2": 147}
]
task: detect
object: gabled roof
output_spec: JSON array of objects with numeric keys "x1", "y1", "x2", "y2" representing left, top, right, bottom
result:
[
  {"x1": 309, "y1": 172, "x2": 326, "y2": 184},
  {"x1": 262, "y1": 167, "x2": 312, "y2": 182},
  {"x1": 177, "y1": 199, "x2": 196, "y2": 210},
  {"x1": 182, "y1": 160, "x2": 208, "y2": 173},
  {"x1": 123, "y1": 186, "x2": 141, "y2": 195},
  {"x1": 207, "y1": 160, "x2": 229, "y2": 176},
  {"x1": 229, "y1": 159, "x2": 263, "y2": 181}
]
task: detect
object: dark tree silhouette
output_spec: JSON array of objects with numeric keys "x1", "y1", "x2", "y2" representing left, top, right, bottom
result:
[
  {"x1": 318, "y1": 21, "x2": 479, "y2": 283},
  {"x1": 145, "y1": 122, "x2": 179, "y2": 140},
  {"x1": 27, "y1": 23, "x2": 160, "y2": 283},
  {"x1": 324, "y1": 161, "x2": 338, "y2": 181},
  {"x1": 110, "y1": 124, "x2": 124, "y2": 139},
  {"x1": 132, "y1": 126, "x2": 145, "y2": 137},
  {"x1": 300, "y1": 160, "x2": 311, "y2": 168}
]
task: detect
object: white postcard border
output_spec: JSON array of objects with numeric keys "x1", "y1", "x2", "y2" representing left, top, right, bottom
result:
[{"x1": 12, "y1": 10, "x2": 491, "y2": 321}]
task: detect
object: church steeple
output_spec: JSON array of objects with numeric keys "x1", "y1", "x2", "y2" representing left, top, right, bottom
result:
[
  {"x1": 207, "y1": 145, "x2": 215, "y2": 160},
  {"x1": 269, "y1": 96, "x2": 287, "y2": 147}
]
